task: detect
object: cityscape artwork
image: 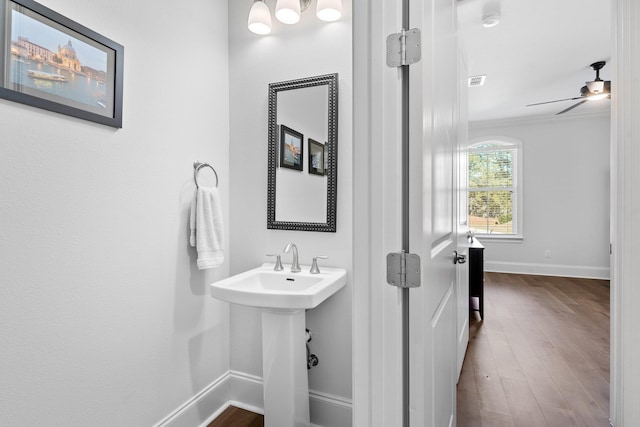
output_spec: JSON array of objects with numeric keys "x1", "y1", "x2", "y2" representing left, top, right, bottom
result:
[{"x1": 0, "y1": 0, "x2": 123, "y2": 127}]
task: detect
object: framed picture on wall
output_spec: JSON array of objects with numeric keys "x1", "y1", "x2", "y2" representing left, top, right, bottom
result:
[
  {"x1": 308, "y1": 138, "x2": 325, "y2": 176},
  {"x1": 0, "y1": 0, "x2": 124, "y2": 128},
  {"x1": 279, "y1": 124, "x2": 303, "y2": 171}
]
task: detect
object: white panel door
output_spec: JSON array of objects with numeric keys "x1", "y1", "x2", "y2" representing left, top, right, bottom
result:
[
  {"x1": 408, "y1": 0, "x2": 459, "y2": 426},
  {"x1": 456, "y1": 46, "x2": 470, "y2": 382}
]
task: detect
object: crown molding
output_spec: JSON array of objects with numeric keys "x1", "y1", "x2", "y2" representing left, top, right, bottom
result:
[{"x1": 470, "y1": 108, "x2": 611, "y2": 130}]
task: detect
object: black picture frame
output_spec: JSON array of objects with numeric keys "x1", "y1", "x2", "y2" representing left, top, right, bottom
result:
[
  {"x1": 0, "y1": 0, "x2": 124, "y2": 128},
  {"x1": 279, "y1": 124, "x2": 303, "y2": 171},
  {"x1": 308, "y1": 138, "x2": 325, "y2": 175}
]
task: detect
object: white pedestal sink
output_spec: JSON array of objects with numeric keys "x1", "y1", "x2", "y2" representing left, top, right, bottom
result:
[{"x1": 210, "y1": 263, "x2": 347, "y2": 427}]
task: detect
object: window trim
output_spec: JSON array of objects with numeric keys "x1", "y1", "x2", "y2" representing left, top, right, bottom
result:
[{"x1": 467, "y1": 136, "x2": 524, "y2": 240}]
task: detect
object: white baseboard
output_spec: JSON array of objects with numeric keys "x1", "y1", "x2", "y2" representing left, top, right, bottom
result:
[
  {"x1": 228, "y1": 370, "x2": 264, "y2": 415},
  {"x1": 153, "y1": 371, "x2": 230, "y2": 427},
  {"x1": 157, "y1": 370, "x2": 352, "y2": 427},
  {"x1": 309, "y1": 389, "x2": 353, "y2": 427},
  {"x1": 485, "y1": 260, "x2": 610, "y2": 280},
  {"x1": 229, "y1": 370, "x2": 353, "y2": 427}
]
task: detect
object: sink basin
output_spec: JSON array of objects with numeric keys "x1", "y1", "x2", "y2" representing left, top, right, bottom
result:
[{"x1": 209, "y1": 263, "x2": 347, "y2": 310}]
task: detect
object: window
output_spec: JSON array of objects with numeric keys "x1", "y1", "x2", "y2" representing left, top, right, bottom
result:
[{"x1": 467, "y1": 137, "x2": 523, "y2": 238}]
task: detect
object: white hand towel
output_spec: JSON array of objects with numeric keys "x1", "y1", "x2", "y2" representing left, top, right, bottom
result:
[{"x1": 189, "y1": 187, "x2": 224, "y2": 269}]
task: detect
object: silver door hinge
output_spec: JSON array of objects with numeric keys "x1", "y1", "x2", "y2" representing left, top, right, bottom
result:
[
  {"x1": 387, "y1": 251, "x2": 421, "y2": 288},
  {"x1": 386, "y1": 28, "x2": 421, "y2": 67}
]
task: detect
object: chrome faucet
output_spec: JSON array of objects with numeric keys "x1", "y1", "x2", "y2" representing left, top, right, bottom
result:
[
  {"x1": 266, "y1": 253, "x2": 284, "y2": 271},
  {"x1": 310, "y1": 256, "x2": 328, "y2": 274},
  {"x1": 283, "y1": 243, "x2": 301, "y2": 273}
]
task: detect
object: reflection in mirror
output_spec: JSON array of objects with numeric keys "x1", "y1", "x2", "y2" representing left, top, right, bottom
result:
[
  {"x1": 267, "y1": 74, "x2": 338, "y2": 232},
  {"x1": 276, "y1": 86, "x2": 327, "y2": 223}
]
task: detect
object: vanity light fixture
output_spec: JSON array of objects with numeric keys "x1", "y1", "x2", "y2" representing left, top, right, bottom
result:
[
  {"x1": 248, "y1": 0, "x2": 273, "y2": 35},
  {"x1": 247, "y1": 0, "x2": 342, "y2": 35},
  {"x1": 275, "y1": 0, "x2": 306, "y2": 24},
  {"x1": 316, "y1": 0, "x2": 342, "y2": 22}
]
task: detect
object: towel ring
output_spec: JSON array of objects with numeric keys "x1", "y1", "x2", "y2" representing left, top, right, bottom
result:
[{"x1": 193, "y1": 161, "x2": 219, "y2": 188}]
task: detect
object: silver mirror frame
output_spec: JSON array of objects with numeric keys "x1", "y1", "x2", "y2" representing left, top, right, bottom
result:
[{"x1": 267, "y1": 73, "x2": 338, "y2": 232}]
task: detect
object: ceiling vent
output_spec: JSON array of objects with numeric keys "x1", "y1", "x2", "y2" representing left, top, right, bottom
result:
[{"x1": 468, "y1": 75, "x2": 486, "y2": 87}]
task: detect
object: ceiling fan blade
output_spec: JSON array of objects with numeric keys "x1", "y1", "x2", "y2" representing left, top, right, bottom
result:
[
  {"x1": 556, "y1": 100, "x2": 588, "y2": 115},
  {"x1": 526, "y1": 97, "x2": 584, "y2": 107}
]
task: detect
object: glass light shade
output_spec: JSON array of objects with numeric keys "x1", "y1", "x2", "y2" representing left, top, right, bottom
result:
[
  {"x1": 588, "y1": 93, "x2": 608, "y2": 101},
  {"x1": 316, "y1": 0, "x2": 342, "y2": 21},
  {"x1": 586, "y1": 80, "x2": 605, "y2": 94},
  {"x1": 276, "y1": 0, "x2": 301, "y2": 24},
  {"x1": 248, "y1": 1, "x2": 272, "y2": 35}
]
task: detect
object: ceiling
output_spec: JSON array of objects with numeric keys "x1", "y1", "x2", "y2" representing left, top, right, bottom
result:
[{"x1": 457, "y1": 0, "x2": 612, "y2": 122}]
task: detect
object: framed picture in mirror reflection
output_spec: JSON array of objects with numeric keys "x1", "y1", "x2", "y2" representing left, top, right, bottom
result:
[
  {"x1": 308, "y1": 139, "x2": 325, "y2": 176},
  {"x1": 279, "y1": 124, "x2": 303, "y2": 171}
]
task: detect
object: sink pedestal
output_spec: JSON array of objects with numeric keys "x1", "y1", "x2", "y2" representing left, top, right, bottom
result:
[
  {"x1": 209, "y1": 263, "x2": 347, "y2": 426},
  {"x1": 262, "y1": 309, "x2": 310, "y2": 427}
]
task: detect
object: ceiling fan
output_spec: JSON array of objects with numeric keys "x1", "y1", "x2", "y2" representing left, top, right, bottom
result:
[{"x1": 526, "y1": 61, "x2": 611, "y2": 115}]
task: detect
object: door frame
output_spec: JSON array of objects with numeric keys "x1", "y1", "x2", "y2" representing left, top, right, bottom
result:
[
  {"x1": 353, "y1": 0, "x2": 635, "y2": 425},
  {"x1": 610, "y1": 0, "x2": 640, "y2": 425},
  {"x1": 352, "y1": 0, "x2": 405, "y2": 425}
]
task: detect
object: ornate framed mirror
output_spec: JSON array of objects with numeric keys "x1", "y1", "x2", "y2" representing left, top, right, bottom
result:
[{"x1": 267, "y1": 73, "x2": 338, "y2": 232}]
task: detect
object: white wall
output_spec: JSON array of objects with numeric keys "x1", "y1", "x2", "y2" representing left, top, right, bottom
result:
[
  {"x1": 470, "y1": 112, "x2": 610, "y2": 279},
  {"x1": 228, "y1": 0, "x2": 353, "y2": 422},
  {"x1": 0, "y1": 1, "x2": 230, "y2": 425}
]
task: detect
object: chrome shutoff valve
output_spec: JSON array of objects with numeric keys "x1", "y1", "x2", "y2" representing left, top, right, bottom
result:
[{"x1": 306, "y1": 328, "x2": 319, "y2": 369}]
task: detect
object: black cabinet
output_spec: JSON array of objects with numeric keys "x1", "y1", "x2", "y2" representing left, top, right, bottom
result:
[{"x1": 469, "y1": 239, "x2": 484, "y2": 320}]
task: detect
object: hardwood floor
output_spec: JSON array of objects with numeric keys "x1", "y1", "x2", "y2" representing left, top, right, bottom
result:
[
  {"x1": 208, "y1": 406, "x2": 263, "y2": 427},
  {"x1": 457, "y1": 272, "x2": 610, "y2": 427},
  {"x1": 209, "y1": 274, "x2": 608, "y2": 426}
]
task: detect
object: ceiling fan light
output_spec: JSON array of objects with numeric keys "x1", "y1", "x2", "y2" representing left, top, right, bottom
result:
[
  {"x1": 588, "y1": 93, "x2": 608, "y2": 101},
  {"x1": 316, "y1": 0, "x2": 342, "y2": 22},
  {"x1": 276, "y1": 0, "x2": 301, "y2": 24},
  {"x1": 248, "y1": 0, "x2": 272, "y2": 35},
  {"x1": 586, "y1": 80, "x2": 605, "y2": 94}
]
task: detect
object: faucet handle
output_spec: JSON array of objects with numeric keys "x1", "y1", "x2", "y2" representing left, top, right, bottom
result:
[
  {"x1": 266, "y1": 253, "x2": 284, "y2": 271},
  {"x1": 310, "y1": 256, "x2": 329, "y2": 274}
]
